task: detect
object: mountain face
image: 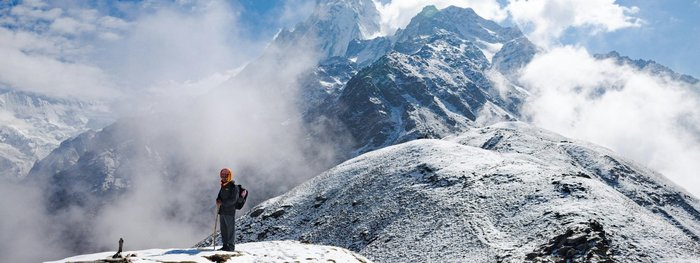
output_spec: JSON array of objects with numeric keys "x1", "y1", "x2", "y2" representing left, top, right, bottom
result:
[
  {"x1": 208, "y1": 122, "x2": 700, "y2": 262},
  {"x1": 28, "y1": 117, "x2": 168, "y2": 211},
  {"x1": 305, "y1": 5, "x2": 533, "y2": 155},
  {"x1": 0, "y1": 88, "x2": 111, "y2": 179}
]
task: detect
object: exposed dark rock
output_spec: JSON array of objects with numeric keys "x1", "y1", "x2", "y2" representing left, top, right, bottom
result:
[
  {"x1": 525, "y1": 220, "x2": 614, "y2": 263},
  {"x1": 250, "y1": 207, "x2": 264, "y2": 217}
]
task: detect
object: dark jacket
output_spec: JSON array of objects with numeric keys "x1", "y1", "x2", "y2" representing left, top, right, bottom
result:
[{"x1": 217, "y1": 183, "x2": 240, "y2": 215}]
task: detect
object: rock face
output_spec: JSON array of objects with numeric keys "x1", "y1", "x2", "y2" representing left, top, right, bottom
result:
[
  {"x1": 208, "y1": 122, "x2": 700, "y2": 262},
  {"x1": 525, "y1": 220, "x2": 613, "y2": 263}
]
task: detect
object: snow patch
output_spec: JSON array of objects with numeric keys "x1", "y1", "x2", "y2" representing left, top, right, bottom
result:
[{"x1": 48, "y1": 241, "x2": 373, "y2": 263}]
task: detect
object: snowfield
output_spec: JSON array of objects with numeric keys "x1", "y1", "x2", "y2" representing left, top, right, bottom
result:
[
  {"x1": 200, "y1": 122, "x2": 700, "y2": 262},
  {"x1": 47, "y1": 240, "x2": 372, "y2": 263}
]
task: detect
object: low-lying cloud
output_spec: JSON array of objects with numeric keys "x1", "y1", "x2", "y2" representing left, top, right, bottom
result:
[
  {"x1": 1, "y1": 0, "x2": 334, "y2": 261},
  {"x1": 0, "y1": 180, "x2": 70, "y2": 263},
  {"x1": 520, "y1": 46, "x2": 700, "y2": 197}
]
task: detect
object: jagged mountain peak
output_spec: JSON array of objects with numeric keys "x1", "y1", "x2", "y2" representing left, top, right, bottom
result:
[
  {"x1": 392, "y1": 5, "x2": 528, "y2": 68},
  {"x1": 397, "y1": 5, "x2": 521, "y2": 46},
  {"x1": 275, "y1": 0, "x2": 381, "y2": 59}
]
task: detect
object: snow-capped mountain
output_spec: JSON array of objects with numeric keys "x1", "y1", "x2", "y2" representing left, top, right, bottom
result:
[
  {"x1": 206, "y1": 122, "x2": 700, "y2": 262},
  {"x1": 305, "y1": 5, "x2": 534, "y2": 155},
  {"x1": 0, "y1": 88, "x2": 111, "y2": 179},
  {"x1": 49, "y1": 240, "x2": 373, "y2": 263},
  {"x1": 273, "y1": 0, "x2": 381, "y2": 60}
]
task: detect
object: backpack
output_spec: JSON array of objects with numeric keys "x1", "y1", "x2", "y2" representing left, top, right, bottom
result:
[{"x1": 235, "y1": 185, "x2": 248, "y2": 209}]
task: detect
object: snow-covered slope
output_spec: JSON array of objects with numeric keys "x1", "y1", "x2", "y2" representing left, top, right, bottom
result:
[
  {"x1": 0, "y1": 88, "x2": 111, "y2": 179},
  {"x1": 210, "y1": 122, "x2": 700, "y2": 262},
  {"x1": 48, "y1": 241, "x2": 373, "y2": 263}
]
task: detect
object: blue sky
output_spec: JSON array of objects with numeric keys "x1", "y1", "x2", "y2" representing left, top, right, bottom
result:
[
  {"x1": 1, "y1": 0, "x2": 696, "y2": 77},
  {"x1": 233, "y1": 0, "x2": 700, "y2": 77},
  {"x1": 560, "y1": 0, "x2": 700, "y2": 77}
]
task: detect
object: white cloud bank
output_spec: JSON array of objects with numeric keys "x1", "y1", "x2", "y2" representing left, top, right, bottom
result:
[
  {"x1": 520, "y1": 46, "x2": 700, "y2": 196},
  {"x1": 500, "y1": 0, "x2": 699, "y2": 197},
  {"x1": 507, "y1": 0, "x2": 643, "y2": 47},
  {"x1": 0, "y1": 0, "x2": 254, "y2": 104}
]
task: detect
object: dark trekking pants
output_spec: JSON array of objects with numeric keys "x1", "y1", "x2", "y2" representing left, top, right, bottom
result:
[{"x1": 220, "y1": 214, "x2": 236, "y2": 250}]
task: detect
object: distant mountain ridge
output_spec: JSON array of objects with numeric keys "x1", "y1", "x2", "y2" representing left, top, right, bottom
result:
[
  {"x1": 0, "y1": 87, "x2": 111, "y2": 179},
  {"x1": 595, "y1": 51, "x2": 699, "y2": 85}
]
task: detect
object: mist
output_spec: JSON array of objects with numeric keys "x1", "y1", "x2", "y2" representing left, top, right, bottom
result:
[
  {"x1": 519, "y1": 46, "x2": 700, "y2": 197},
  {"x1": 0, "y1": 0, "x2": 340, "y2": 261}
]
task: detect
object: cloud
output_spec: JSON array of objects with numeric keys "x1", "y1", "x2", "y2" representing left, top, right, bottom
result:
[
  {"x1": 520, "y1": 46, "x2": 700, "y2": 197},
  {"x1": 93, "y1": 1, "x2": 250, "y2": 98},
  {"x1": 0, "y1": 1, "x2": 128, "y2": 100},
  {"x1": 0, "y1": 0, "x2": 251, "y2": 104},
  {"x1": 62, "y1": 29, "x2": 331, "y2": 254},
  {"x1": 50, "y1": 16, "x2": 96, "y2": 34},
  {"x1": 1, "y1": 0, "x2": 325, "y2": 260},
  {"x1": 0, "y1": 179, "x2": 70, "y2": 263},
  {"x1": 506, "y1": 0, "x2": 643, "y2": 47},
  {"x1": 277, "y1": 0, "x2": 316, "y2": 29},
  {"x1": 0, "y1": 27, "x2": 118, "y2": 99},
  {"x1": 2, "y1": 0, "x2": 341, "y2": 260},
  {"x1": 372, "y1": 0, "x2": 508, "y2": 36}
]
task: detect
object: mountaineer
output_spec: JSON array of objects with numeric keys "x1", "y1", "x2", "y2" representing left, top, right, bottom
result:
[{"x1": 215, "y1": 167, "x2": 248, "y2": 251}]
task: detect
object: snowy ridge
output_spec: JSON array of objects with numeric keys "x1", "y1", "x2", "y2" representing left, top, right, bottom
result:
[
  {"x1": 207, "y1": 122, "x2": 700, "y2": 262},
  {"x1": 48, "y1": 241, "x2": 373, "y2": 263}
]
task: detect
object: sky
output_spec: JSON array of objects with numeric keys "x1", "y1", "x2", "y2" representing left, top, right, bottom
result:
[
  {"x1": 236, "y1": 0, "x2": 700, "y2": 77},
  {"x1": 1, "y1": 0, "x2": 700, "y2": 262}
]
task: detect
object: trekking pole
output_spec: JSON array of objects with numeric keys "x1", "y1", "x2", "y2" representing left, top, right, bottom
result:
[{"x1": 212, "y1": 204, "x2": 220, "y2": 251}]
